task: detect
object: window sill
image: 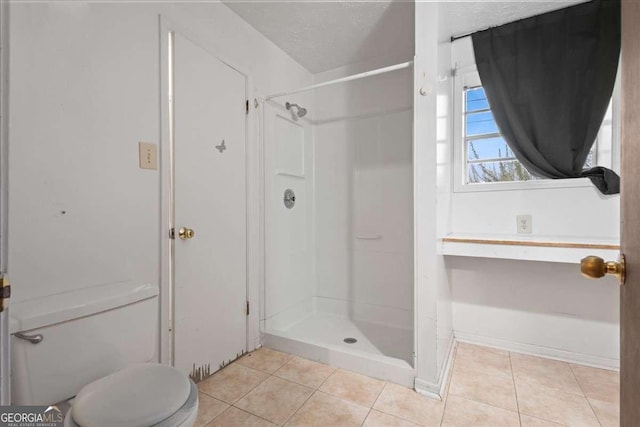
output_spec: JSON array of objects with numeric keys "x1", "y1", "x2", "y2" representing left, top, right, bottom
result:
[
  {"x1": 439, "y1": 233, "x2": 619, "y2": 264},
  {"x1": 453, "y1": 177, "x2": 596, "y2": 193}
]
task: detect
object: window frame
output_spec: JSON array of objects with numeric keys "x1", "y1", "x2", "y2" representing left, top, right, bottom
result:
[{"x1": 452, "y1": 66, "x2": 618, "y2": 193}]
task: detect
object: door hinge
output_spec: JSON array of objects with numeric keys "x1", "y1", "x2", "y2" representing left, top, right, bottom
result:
[
  {"x1": 246, "y1": 301, "x2": 250, "y2": 316},
  {"x1": 0, "y1": 276, "x2": 10, "y2": 313},
  {"x1": 169, "y1": 228, "x2": 175, "y2": 240},
  {"x1": 246, "y1": 99, "x2": 249, "y2": 115}
]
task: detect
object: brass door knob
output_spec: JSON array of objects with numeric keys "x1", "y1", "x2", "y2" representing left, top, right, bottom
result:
[
  {"x1": 179, "y1": 227, "x2": 195, "y2": 240},
  {"x1": 580, "y1": 255, "x2": 625, "y2": 285}
]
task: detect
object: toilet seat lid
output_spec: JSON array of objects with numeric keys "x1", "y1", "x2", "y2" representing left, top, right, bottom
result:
[{"x1": 72, "y1": 363, "x2": 191, "y2": 427}]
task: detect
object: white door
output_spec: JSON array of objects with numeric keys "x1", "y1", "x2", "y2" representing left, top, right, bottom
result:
[
  {"x1": 0, "y1": 0, "x2": 9, "y2": 405},
  {"x1": 172, "y1": 33, "x2": 247, "y2": 380},
  {"x1": 0, "y1": 307, "x2": 7, "y2": 405},
  {"x1": 0, "y1": 282, "x2": 8, "y2": 405}
]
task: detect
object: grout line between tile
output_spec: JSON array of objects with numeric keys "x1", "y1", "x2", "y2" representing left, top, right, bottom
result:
[
  {"x1": 238, "y1": 405, "x2": 280, "y2": 426},
  {"x1": 273, "y1": 357, "x2": 337, "y2": 390},
  {"x1": 371, "y1": 381, "x2": 388, "y2": 409},
  {"x1": 444, "y1": 390, "x2": 524, "y2": 419},
  {"x1": 271, "y1": 354, "x2": 296, "y2": 378},
  {"x1": 361, "y1": 409, "x2": 373, "y2": 427},
  {"x1": 439, "y1": 344, "x2": 458, "y2": 426},
  {"x1": 362, "y1": 383, "x2": 444, "y2": 426},
  {"x1": 198, "y1": 364, "x2": 270, "y2": 404},
  {"x1": 198, "y1": 406, "x2": 244, "y2": 427},
  {"x1": 281, "y1": 391, "x2": 313, "y2": 426},
  {"x1": 316, "y1": 368, "x2": 336, "y2": 389},
  {"x1": 280, "y1": 363, "x2": 338, "y2": 426},
  {"x1": 360, "y1": 381, "x2": 389, "y2": 426},
  {"x1": 373, "y1": 407, "x2": 425, "y2": 425},
  {"x1": 360, "y1": 408, "x2": 422, "y2": 427},
  {"x1": 195, "y1": 400, "x2": 230, "y2": 426},
  {"x1": 206, "y1": 405, "x2": 232, "y2": 426},
  {"x1": 568, "y1": 363, "x2": 604, "y2": 427},
  {"x1": 223, "y1": 349, "x2": 292, "y2": 409},
  {"x1": 237, "y1": 375, "x2": 315, "y2": 426},
  {"x1": 236, "y1": 350, "x2": 294, "y2": 376},
  {"x1": 513, "y1": 352, "x2": 590, "y2": 395},
  {"x1": 199, "y1": 364, "x2": 268, "y2": 406},
  {"x1": 234, "y1": 374, "x2": 270, "y2": 404},
  {"x1": 442, "y1": 346, "x2": 524, "y2": 425},
  {"x1": 508, "y1": 352, "x2": 523, "y2": 427},
  {"x1": 450, "y1": 395, "x2": 521, "y2": 418},
  {"x1": 360, "y1": 404, "x2": 373, "y2": 425},
  {"x1": 519, "y1": 413, "x2": 567, "y2": 426}
]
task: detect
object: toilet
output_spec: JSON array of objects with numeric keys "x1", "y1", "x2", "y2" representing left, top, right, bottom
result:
[
  {"x1": 62, "y1": 364, "x2": 198, "y2": 427},
  {"x1": 9, "y1": 282, "x2": 198, "y2": 427}
]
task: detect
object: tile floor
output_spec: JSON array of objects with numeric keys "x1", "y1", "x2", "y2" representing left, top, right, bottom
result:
[{"x1": 194, "y1": 343, "x2": 620, "y2": 426}]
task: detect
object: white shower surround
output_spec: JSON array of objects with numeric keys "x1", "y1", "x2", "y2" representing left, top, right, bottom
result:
[
  {"x1": 262, "y1": 64, "x2": 415, "y2": 387},
  {"x1": 263, "y1": 296, "x2": 414, "y2": 387}
]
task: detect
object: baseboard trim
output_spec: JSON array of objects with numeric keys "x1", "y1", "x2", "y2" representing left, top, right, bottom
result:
[
  {"x1": 454, "y1": 330, "x2": 619, "y2": 371},
  {"x1": 414, "y1": 333, "x2": 456, "y2": 399},
  {"x1": 414, "y1": 377, "x2": 441, "y2": 399}
]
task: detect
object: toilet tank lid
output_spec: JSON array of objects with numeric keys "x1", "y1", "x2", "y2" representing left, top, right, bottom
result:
[
  {"x1": 72, "y1": 364, "x2": 191, "y2": 427},
  {"x1": 9, "y1": 282, "x2": 158, "y2": 334}
]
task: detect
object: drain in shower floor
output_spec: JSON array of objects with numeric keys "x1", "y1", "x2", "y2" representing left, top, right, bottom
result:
[{"x1": 343, "y1": 337, "x2": 358, "y2": 344}]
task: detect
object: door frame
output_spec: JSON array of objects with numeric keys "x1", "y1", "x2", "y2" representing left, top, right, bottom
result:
[
  {"x1": 620, "y1": 1, "x2": 640, "y2": 424},
  {"x1": 158, "y1": 15, "x2": 260, "y2": 366},
  {"x1": 0, "y1": 0, "x2": 9, "y2": 405}
]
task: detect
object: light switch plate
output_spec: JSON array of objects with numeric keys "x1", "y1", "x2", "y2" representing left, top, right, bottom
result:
[
  {"x1": 139, "y1": 142, "x2": 158, "y2": 170},
  {"x1": 516, "y1": 214, "x2": 533, "y2": 234}
]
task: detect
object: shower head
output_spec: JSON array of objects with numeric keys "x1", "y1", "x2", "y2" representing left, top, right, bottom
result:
[{"x1": 285, "y1": 102, "x2": 307, "y2": 119}]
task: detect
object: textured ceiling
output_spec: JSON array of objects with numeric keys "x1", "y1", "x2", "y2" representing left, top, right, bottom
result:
[
  {"x1": 223, "y1": 1, "x2": 587, "y2": 73},
  {"x1": 222, "y1": 0, "x2": 415, "y2": 73},
  {"x1": 439, "y1": 1, "x2": 587, "y2": 42}
]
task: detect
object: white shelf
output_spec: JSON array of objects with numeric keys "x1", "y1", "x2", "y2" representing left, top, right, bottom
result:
[{"x1": 439, "y1": 233, "x2": 620, "y2": 264}]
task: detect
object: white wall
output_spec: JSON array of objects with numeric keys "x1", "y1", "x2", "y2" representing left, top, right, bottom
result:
[
  {"x1": 8, "y1": 1, "x2": 313, "y2": 353},
  {"x1": 450, "y1": 257, "x2": 620, "y2": 366},
  {"x1": 313, "y1": 63, "x2": 414, "y2": 326},
  {"x1": 413, "y1": 1, "x2": 453, "y2": 394},
  {"x1": 435, "y1": 36, "x2": 454, "y2": 379},
  {"x1": 444, "y1": 38, "x2": 620, "y2": 368}
]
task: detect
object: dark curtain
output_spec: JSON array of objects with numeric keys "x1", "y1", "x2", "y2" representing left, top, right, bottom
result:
[{"x1": 472, "y1": 0, "x2": 621, "y2": 195}]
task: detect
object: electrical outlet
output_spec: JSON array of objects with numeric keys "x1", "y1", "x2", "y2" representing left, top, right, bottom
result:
[
  {"x1": 516, "y1": 215, "x2": 533, "y2": 234},
  {"x1": 139, "y1": 142, "x2": 157, "y2": 170}
]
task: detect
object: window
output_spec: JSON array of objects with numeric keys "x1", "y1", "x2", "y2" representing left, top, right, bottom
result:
[
  {"x1": 463, "y1": 86, "x2": 601, "y2": 185},
  {"x1": 464, "y1": 87, "x2": 536, "y2": 184},
  {"x1": 452, "y1": 39, "x2": 621, "y2": 193}
]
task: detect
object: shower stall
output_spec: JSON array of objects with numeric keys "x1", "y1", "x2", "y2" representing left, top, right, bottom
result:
[{"x1": 261, "y1": 62, "x2": 414, "y2": 386}]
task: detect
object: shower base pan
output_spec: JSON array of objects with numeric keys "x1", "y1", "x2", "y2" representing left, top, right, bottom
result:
[{"x1": 262, "y1": 298, "x2": 415, "y2": 388}]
